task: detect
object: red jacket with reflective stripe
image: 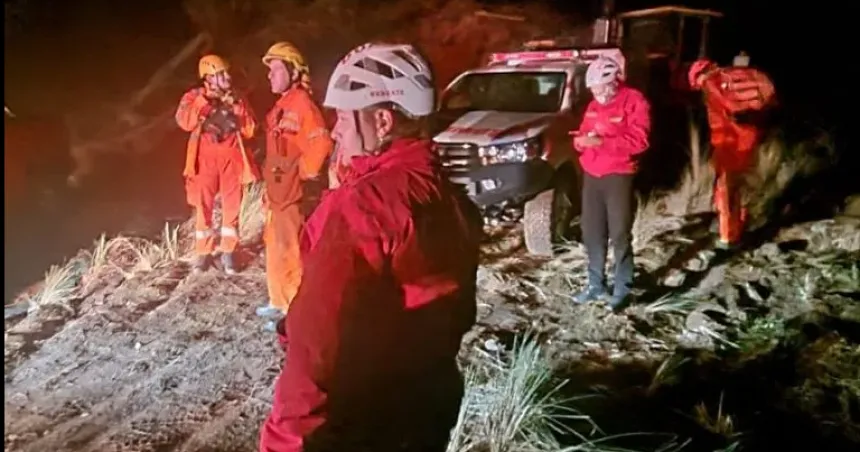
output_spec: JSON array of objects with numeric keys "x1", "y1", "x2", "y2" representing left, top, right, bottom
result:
[
  {"x1": 700, "y1": 67, "x2": 775, "y2": 171},
  {"x1": 573, "y1": 85, "x2": 651, "y2": 178},
  {"x1": 259, "y1": 138, "x2": 483, "y2": 452}
]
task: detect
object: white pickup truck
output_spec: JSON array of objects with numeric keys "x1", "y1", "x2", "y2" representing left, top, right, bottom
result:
[{"x1": 433, "y1": 44, "x2": 626, "y2": 255}]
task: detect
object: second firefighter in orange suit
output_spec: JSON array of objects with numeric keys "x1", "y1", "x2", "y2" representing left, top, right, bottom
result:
[
  {"x1": 256, "y1": 42, "x2": 334, "y2": 328},
  {"x1": 689, "y1": 58, "x2": 776, "y2": 248},
  {"x1": 175, "y1": 55, "x2": 260, "y2": 273}
]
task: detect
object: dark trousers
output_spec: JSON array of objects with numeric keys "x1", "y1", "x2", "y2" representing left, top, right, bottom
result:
[{"x1": 581, "y1": 173, "x2": 636, "y2": 295}]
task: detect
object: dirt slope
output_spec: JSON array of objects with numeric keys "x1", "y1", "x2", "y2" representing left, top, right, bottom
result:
[
  {"x1": 5, "y1": 213, "x2": 859, "y2": 451},
  {"x1": 5, "y1": 260, "x2": 276, "y2": 452}
]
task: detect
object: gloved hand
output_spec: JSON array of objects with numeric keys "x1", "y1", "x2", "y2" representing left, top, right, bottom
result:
[{"x1": 219, "y1": 92, "x2": 236, "y2": 105}]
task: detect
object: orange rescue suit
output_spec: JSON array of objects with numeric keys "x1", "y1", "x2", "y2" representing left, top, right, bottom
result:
[
  {"x1": 701, "y1": 67, "x2": 775, "y2": 244},
  {"x1": 175, "y1": 87, "x2": 260, "y2": 256},
  {"x1": 263, "y1": 87, "x2": 334, "y2": 312}
]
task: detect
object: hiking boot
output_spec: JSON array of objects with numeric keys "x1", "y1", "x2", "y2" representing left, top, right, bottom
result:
[
  {"x1": 221, "y1": 252, "x2": 237, "y2": 275},
  {"x1": 263, "y1": 320, "x2": 279, "y2": 333},
  {"x1": 574, "y1": 285, "x2": 608, "y2": 304},
  {"x1": 192, "y1": 254, "x2": 210, "y2": 273},
  {"x1": 255, "y1": 304, "x2": 283, "y2": 318},
  {"x1": 264, "y1": 317, "x2": 288, "y2": 337},
  {"x1": 608, "y1": 291, "x2": 634, "y2": 311}
]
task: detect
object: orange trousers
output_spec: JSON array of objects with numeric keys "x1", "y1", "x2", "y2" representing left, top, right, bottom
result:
[
  {"x1": 709, "y1": 124, "x2": 759, "y2": 245},
  {"x1": 263, "y1": 203, "x2": 304, "y2": 313},
  {"x1": 191, "y1": 146, "x2": 244, "y2": 256},
  {"x1": 712, "y1": 168, "x2": 748, "y2": 244}
]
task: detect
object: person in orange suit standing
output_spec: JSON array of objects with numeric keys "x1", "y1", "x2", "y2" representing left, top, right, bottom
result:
[
  {"x1": 688, "y1": 58, "x2": 776, "y2": 249},
  {"x1": 255, "y1": 42, "x2": 334, "y2": 330},
  {"x1": 175, "y1": 54, "x2": 260, "y2": 274}
]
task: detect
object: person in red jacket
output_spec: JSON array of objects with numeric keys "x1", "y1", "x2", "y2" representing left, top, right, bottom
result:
[
  {"x1": 571, "y1": 56, "x2": 651, "y2": 308},
  {"x1": 258, "y1": 42, "x2": 483, "y2": 452},
  {"x1": 688, "y1": 59, "x2": 776, "y2": 248}
]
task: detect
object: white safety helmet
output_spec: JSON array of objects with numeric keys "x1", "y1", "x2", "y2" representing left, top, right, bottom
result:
[
  {"x1": 323, "y1": 42, "x2": 435, "y2": 117},
  {"x1": 585, "y1": 56, "x2": 622, "y2": 88}
]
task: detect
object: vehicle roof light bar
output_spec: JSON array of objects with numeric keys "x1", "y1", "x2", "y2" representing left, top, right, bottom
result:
[{"x1": 488, "y1": 49, "x2": 580, "y2": 65}]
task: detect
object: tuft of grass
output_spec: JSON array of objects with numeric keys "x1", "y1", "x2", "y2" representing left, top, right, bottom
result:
[
  {"x1": 27, "y1": 262, "x2": 81, "y2": 315},
  {"x1": 736, "y1": 316, "x2": 786, "y2": 358},
  {"x1": 83, "y1": 233, "x2": 135, "y2": 274},
  {"x1": 449, "y1": 337, "x2": 592, "y2": 452},
  {"x1": 648, "y1": 354, "x2": 691, "y2": 394},
  {"x1": 128, "y1": 240, "x2": 170, "y2": 273},
  {"x1": 714, "y1": 442, "x2": 742, "y2": 452},
  {"x1": 124, "y1": 223, "x2": 183, "y2": 274},
  {"x1": 692, "y1": 392, "x2": 736, "y2": 438},
  {"x1": 161, "y1": 222, "x2": 181, "y2": 260},
  {"x1": 449, "y1": 336, "x2": 685, "y2": 452},
  {"x1": 642, "y1": 295, "x2": 699, "y2": 317},
  {"x1": 239, "y1": 182, "x2": 266, "y2": 244},
  {"x1": 87, "y1": 233, "x2": 112, "y2": 270}
]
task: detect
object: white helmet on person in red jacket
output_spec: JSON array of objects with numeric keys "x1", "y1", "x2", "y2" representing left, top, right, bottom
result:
[{"x1": 585, "y1": 56, "x2": 623, "y2": 104}]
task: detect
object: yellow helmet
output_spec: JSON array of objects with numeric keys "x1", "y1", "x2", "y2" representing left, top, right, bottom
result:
[
  {"x1": 262, "y1": 41, "x2": 309, "y2": 75},
  {"x1": 198, "y1": 54, "x2": 229, "y2": 78}
]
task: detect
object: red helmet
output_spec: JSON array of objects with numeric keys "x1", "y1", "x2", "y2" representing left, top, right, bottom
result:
[{"x1": 688, "y1": 59, "x2": 717, "y2": 90}]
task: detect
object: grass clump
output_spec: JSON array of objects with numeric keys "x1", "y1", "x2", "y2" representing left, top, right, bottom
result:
[
  {"x1": 450, "y1": 336, "x2": 686, "y2": 452},
  {"x1": 126, "y1": 223, "x2": 183, "y2": 274},
  {"x1": 239, "y1": 182, "x2": 266, "y2": 244},
  {"x1": 692, "y1": 392, "x2": 737, "y2": 439},
  {"x1": 26, "y1": 262, "x2": 81, "y2": 315}
]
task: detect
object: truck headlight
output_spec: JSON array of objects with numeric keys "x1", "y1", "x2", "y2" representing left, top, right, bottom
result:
[{"x1": 477, "y1": 137, "x2": 542, "y2": 165}]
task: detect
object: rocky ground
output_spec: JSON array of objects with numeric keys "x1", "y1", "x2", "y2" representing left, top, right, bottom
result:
[{"x1": 5, "y1": 185, "x2": 858, "y2": 451}]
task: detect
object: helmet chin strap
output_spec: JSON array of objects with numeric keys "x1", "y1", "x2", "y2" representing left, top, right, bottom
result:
[
  {"x1": 354, "y1": 110, "x2": 395, "y2": 156},
  {"x1": 353, "y1": 111, "x2": 368, "y2": 154}
]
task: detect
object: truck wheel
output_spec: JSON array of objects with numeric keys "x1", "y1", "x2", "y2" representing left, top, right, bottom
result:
[{"x1": 523, "y1": 167, "x2": 577, "y2": 256}]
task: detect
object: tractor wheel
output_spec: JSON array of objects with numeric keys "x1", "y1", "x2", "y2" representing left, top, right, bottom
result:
[{"x1": 523, "y1": 165, "x2": 577, "y2": 256}]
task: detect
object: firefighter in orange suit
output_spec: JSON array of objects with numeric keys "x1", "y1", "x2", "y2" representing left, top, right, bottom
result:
[
  {"x1": 175, "y1": 55, "x2": 260, "y2": 273},
  {"x1": 689, "y1": 59, "x2": 776, "y2": 248},
  {"x1": 255, "y1": 42, "x2": 334, "y2": 330}
]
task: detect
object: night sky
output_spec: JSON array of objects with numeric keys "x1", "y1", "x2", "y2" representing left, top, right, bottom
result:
[{"x1": 5, "y1": 0, "x2": 851, "y2": 126}]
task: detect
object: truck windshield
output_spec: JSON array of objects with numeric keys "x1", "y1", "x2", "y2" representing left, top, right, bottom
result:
[{"x1": 440, "y1": 71, "x2": 566, "y2": 113}]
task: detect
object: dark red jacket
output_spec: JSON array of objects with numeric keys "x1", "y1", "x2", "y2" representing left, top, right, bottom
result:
[
  {"x1": 573, "y1": 84, "x2": 651, "y2": 177},
  {"x1": 259, "y1": 138, "x2": 483, "y2": 452}
]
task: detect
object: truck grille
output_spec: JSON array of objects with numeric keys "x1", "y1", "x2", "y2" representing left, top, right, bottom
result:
[
  {"x1": 435, "y1": 143, "x2": 477, "y2": 175},
  {"x1": 435, "y1": 142, "x2": 478, "y2": 196}
]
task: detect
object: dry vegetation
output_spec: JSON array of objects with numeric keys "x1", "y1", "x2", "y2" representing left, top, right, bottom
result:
[
  {"x1": 239, "y1": 182, "x2": 266, "y2": 244},
  {"x1": 5, "y1": 1, "x2": 856, "y2": 450},
  {"x1": 6, "y1": 121, "x2": 856, "y2": 450},
  {"x1": 465, "y1": 125, "x2": 857, "y2": 449}
]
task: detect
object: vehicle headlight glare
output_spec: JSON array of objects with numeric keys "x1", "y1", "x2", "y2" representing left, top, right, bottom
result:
[{"x1": 477, "y1": 138, "x2": 541, "y2": 165}]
